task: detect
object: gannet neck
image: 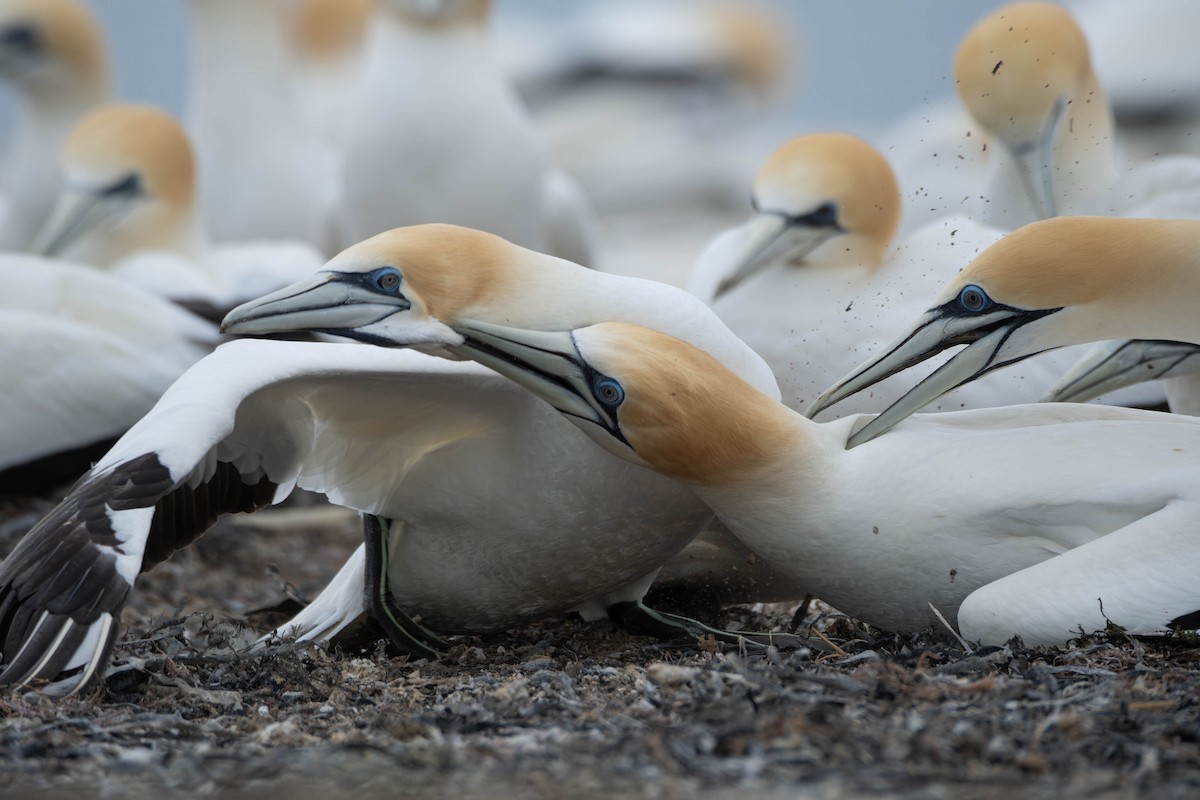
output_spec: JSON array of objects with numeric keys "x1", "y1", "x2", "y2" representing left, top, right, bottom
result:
[{"x1": 571, "y1": 322, "x2": 808, "y2": 489}]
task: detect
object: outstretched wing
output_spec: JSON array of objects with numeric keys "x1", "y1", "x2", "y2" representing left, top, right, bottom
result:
[{"x1": 0, "y1": 338, "x2": 511, "y2": 694}]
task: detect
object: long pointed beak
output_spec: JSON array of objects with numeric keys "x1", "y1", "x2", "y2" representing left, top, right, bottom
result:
[
  {"x1": 448, "y1": 319, "x2": 627, "y2": 444},
  {"x1": 32, "y1": 187, "x2": 140, "y2": 257},
  {"x1": 1044, "y1": 339, "x2": 1200, "y2": 404},
  {"x1": 1010, "y1": 98, "x2": 1065, "y2": 220},
  {"x1": 807, "y1": 302, "x2": 1061, "y2": 447},
  {"x1": 221, "y1": 271, "x2": 413, "y2": 339},
  {"x1": 705, "y1": 214, "x2": 842, "y2": 301}
]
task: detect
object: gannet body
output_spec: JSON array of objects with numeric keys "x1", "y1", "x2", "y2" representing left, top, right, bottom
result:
[
  {"x1": 810, "y1": 216, "x2": 1200, "y2": 447},
  {"x1": 338, "y1": 0, "x2": 595, "y2": 266},
  {"x1": 0, "y1": 257, "x2": 216, "y2": 490},
  {"x1": 33, "y1": 104, "x2": 324, "y2": 318},
  {"x1": 452, "y1": 320, "x2": 1200, "y2": 647},
  {"x1": 186, "y1": 0, "x2": 338, "y2": 251},
  {"x1": 0, "y1": 224, "x2": 777, "y2": 694},
  {"x1": 0, "y1": 0, "x2": 110, "y2": 250}
]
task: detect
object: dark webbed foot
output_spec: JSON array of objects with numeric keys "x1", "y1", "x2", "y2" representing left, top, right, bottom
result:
[{"x1": 361, "y1": 514, "x2": 449, "y2": 659}]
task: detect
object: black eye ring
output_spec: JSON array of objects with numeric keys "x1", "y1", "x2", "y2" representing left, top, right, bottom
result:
[
  {"x1": 958, "y1": 284, "x2": 991, "y2": 313},
  {"x1": 372, "y1": 267, "x2": 402, "y2": 293},
  {"x1": 595, "y1": 378, "x2": 624, "y2": 407}
]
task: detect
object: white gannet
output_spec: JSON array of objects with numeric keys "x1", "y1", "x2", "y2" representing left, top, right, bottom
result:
[
  {"x1": 954, "y1": 2, "x2": 1200, "y2": 228},
  {"x1": 686, "y1": 132, "x2": 1132, "y2": 418},
  {"x1": 1045, "y1": 339, "x2": 1200, "y2": 417},
  {"x1": 0, "y1": 257, "x2": 217, "y2": 492},
  {"x1": 0, "y1": 0, "x2": 110, "y2": 250},
  {"x1": 32, "y1": 103, "x2": 324, "y2": 319},
  {"x1": 186, "y1": 0, "x2": 338, "y2": 252},
  {"x1": 440, "y1": 319, "x2": 1200, "y2": 649},
  {"x1": 337, "y1": 0, "x2": 596, "y2": 266},
  {"x1": 0, "y1": 224, "x2": 784, "y2": 695},
  {"x1": 809, "y1": 216, "x2": 1200, "y2": 447},
  {"x1": 281, "y1": 0, "x2": 376, "y2": 150}
]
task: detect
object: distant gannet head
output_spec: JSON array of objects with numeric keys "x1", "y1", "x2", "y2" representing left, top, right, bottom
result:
[
  {"x1": 954, "y1": 2, "x2": 1103, "y2": 218},
  {"x1": 444, "y1": 319, "x2": 796, "y2": 484},
  {"x1": 33, "y1": 103, "x2": 198, "y2": 265},
  {"x1": 290, "y1": 0, "x2": 376, "y2": 64},
  {"x1": 0, "y1": 0, "x2": 108, "y2": 97},
  {"x1": 808, "y1": 216, "x2": 1200, "y2": 446},
  {"x1": 697, "y1": 132, "x2": 900, "y2": 300}
]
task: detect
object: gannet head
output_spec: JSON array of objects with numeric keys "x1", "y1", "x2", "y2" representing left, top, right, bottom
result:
[
  {"x1": 0, "y1": 0, "x2": 107, "y2": 95},
  {"x1": 447, "y1": 319, "x2": 796, "y2": 485},
  {"x1": 32, "y1": 103, "x2": 197, "y2": 264},
  {"x1": 808, "y1": 216, "x2": 1195, "y2": 446},
  {"x1": 702, "y1": 133, "x2": 900, "y2": 300},
  {"x1": 221, "y1": 224, "x2": 578, "y2": 350},
  {"x1": 953, "y1": 2, "x2": 1097, "y2": 217},
  {"x1": 382, "y1": 0, "x2": 490, "y2": 27},
  {"x1": 291, "y1": 0, "x2": 376, "y2": 63}
]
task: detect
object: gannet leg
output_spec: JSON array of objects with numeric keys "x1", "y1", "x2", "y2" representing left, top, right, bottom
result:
[
  {"x1": 361, "y1": 514, "x2": 449, "y2": 658},
  {"x1": 606, "y1": 601, "x2": 825, "y2": 652}
]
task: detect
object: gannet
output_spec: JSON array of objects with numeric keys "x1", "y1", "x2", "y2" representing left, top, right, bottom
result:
[
  {"x1": 0, "y1": 0, "x2": 110, "y2": 250},
  {"x1": 282, "y1": 0, "x2": 376, "y2": 149},
  {"x1": 686, "y1": 132, "x2": 1131, "y2": 418},
  {"x1": 954, "y1": 2, "x2": 1200, "y2": 227},
  {"x1": 448, "y1": 319, "x2": 1200, "y2": 648},
  {"x1": 0, "y1": 224, "x2": 782, "y2": 695},
  {"x1": 0, "y1": 257, "x2": 216, "y2": 492},
  {"x1": 1045, "y1": 339, "x2": 1200, "y2": 417},
  {"x1": 32, "y1": 103, "x2": 324, "y2": 319},
  {"x1": 185, "y1": 0, "x2": 338, "y2": 252},
  {"x1": 337, "y1": 0, "x2": 596, "y2": 266},
  {"x1": 809, "y1": 216, "x2": 1200, "y2": 446}
]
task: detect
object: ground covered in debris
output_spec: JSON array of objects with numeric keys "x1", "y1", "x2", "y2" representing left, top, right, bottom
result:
[{"x1": 1, "y1": 499, "x2": 1198, "y2": 799}]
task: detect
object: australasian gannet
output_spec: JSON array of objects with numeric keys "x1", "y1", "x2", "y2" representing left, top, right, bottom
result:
[
  {"x1": 0, "y1": 0, "x2": 110, "y2": 250},
  {"x1": 31, "y1": 103, "x2": 324, "y2": 320},
  {"x1": 448, "y1": 319, "x2": 1200, "y2": 648},
  {"x1": 809, "y1": 216, "x2": 1200, "y2": 446},
  {"x1": 0, "y1": 224, "x2": 788, "y2": 696},
  {"x1": 337, "y1": 0, "x2": 596, "y2": 267}
]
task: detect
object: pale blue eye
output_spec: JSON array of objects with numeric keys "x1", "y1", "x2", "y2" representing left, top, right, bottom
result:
[
  {"x1": 958, "y1": 284, "x2": 990, "y2": 312},
  {"x1": 372, "y1": 267, "x2": 402, "y2": 293},
  {"x1": 595, "y1": 378, "x2": 624, "y2": 406}
]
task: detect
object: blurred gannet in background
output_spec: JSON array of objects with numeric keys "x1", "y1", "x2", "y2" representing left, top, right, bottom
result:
[
  {"x1": 686, "y1": 132, "x2": 1124, "y2": 418},
  {"x1": 281, "y1": 0, "x2": 376, "y2": 149},
  {"x1": 32, "y1": 103, "x2": 324, "y2": 319},
  {"x1": 0, "y1": 224, "x2": 794, "y2": 695},
  {"x1": 810, "y1": 216, "x2": 1200, "y2": 447},
  {"x1": 337, "y1": 0, "x2": 596, "y2": 267},
  {"x1": 0, "y1": 258, "x2": 216, "y2": 492},
  {"x1": 954, "y1": 2, "x2": 1200, "y2": 228},
  {"x1": 0, "y1": 0, "x2": 110, "y2": 250},
  {"x1": 452, "y1": 319, "x2": 1200, "y2": 648},
  {"x1": 186, "y1": 0, "x2": 338, "y2": 252}
]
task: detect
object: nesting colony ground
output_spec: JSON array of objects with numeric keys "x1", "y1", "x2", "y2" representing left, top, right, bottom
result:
[{"x1": 0, "y1": 497, "x2": 1197, "y2": 799}]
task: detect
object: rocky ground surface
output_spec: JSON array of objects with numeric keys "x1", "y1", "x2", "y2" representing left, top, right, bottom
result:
[{"x1": 0, "y1": 497, "x2": 1198, "y2": 800}]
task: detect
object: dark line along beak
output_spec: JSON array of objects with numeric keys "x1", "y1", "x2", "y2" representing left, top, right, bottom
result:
[
  {"x1": 1043, "y1": 339, "x2": 1200, "y2": 404},
  {"x1": 447, "y1": 319, "x2": 629, "y2": 447},
  {"x1": 1010, "y1": 96, "x2": 1065, "y2": 220},
  {"x1": 711, "y1": 207, "x2": 843, "y2": 300},
  {"x1": 32, "y1": 175, "x2": 144, "y2": 258},
  {"x1": 220, "y1": 271, "x2": 411, "y2": 341},
  {"x1": 806, "y1": 301, "x2": 1061, "y2": 448}
]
